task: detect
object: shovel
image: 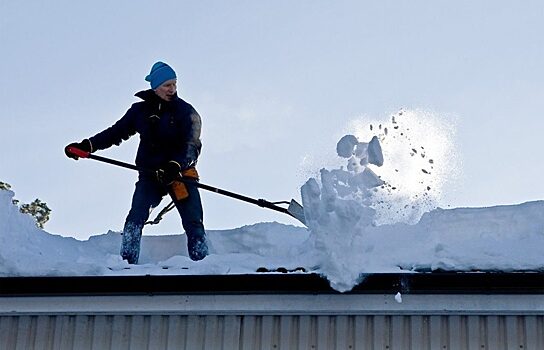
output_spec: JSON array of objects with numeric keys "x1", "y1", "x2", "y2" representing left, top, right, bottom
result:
[{"x1": 66, "y1": 147, "x2": 306, "y2": 225}]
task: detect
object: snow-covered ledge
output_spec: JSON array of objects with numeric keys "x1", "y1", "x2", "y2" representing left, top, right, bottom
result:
[
  {"x1": 1, "y1": 273, "x2": 543, "y2": 316},
  {"x1": 2, "y1": 293, "x2": 544, "y2": 316}
]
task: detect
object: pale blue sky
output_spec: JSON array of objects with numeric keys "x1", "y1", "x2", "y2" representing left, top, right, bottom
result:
[{"x1": 1, "y1": 1, "x2": 543, "y2": 239}]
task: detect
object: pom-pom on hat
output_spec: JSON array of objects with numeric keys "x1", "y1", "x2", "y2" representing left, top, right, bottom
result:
[{"x1": 145, "y1": 61, "x2": 177, "y2": 89}]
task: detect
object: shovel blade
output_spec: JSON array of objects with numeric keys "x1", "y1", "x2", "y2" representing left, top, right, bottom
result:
[{"x1": 287, "y1": 199, "x2": 306, "y2": 226}]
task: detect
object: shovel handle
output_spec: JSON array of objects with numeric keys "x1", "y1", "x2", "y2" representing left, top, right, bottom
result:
[
  {"x1": 67, "y1": 148, "x2": 306, "y2": 225},
  {"x1": 67, "y1": 146, "x2": 91, "y2": 159}
]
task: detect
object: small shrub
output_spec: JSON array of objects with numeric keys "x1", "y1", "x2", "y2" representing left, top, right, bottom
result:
[
  {"x1": 19, "y1": 199, "x2": 51, "y2": 229},
  {"x1": 1, "y1": 181, "x2": 52, "y2": 228}
]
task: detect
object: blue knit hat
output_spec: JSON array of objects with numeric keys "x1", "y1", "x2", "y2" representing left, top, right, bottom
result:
[{"x1": 145, "y1": 61, "x2": 177, "y2": 89}]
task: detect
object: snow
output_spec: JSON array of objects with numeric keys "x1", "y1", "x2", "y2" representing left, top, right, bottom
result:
[
  {"x1": 1, "y1": 109, "x2": 543, "y2": 292},
  {"x1": 395, "y1": 292, "x2": 403, "y2": 303}
]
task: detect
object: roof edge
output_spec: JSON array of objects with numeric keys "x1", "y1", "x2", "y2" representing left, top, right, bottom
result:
[{"x1": 0, "y1": 272, "x2": 543, "y2": 296}]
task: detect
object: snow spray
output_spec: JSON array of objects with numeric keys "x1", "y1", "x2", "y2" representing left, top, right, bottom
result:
[
  {"x1": 301, "y1": 108, "x2": 460, "y2": 291},
  {"x1": 350, "y1": 108, "x2": 460, "y2": 225}
]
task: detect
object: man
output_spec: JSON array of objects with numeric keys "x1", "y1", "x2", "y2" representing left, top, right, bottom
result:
[{"x1": 65, "y1": 61, "x2": 208, "y2": 263}]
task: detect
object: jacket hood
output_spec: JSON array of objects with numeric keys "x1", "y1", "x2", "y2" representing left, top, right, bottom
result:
[{"x1": 135, "y1": 89, "x2": 179, "y2": 103}]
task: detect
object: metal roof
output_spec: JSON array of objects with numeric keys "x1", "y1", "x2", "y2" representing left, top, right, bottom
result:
[{"x1": 0, "y1": 273, "x2": 543, "y2": 349}]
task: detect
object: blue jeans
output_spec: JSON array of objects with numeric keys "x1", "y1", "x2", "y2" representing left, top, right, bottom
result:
[{"x1": 120, "y1": 176, "x2": 208, "y2": 264}]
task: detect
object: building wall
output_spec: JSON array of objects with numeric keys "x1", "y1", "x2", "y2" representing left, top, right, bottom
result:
[
  {"x1": 1, "y1": 293, "x2": 544, "y2": 350},
  {"x1": 1, "y1": 314, "x2": 544, "y2": 350}
]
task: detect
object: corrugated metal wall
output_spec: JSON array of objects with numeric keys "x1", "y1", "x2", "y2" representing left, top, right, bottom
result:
[{"x1": 1, "y1": 314, "x2": 543, "y2": 350}]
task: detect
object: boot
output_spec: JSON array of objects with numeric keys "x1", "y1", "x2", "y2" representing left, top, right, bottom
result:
[{"x1": 120, "y1": 221, "x2": 143, "y2": 264}]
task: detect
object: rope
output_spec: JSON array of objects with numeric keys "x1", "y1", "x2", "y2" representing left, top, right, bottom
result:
[{"x1": 144, "y1": 201, "x2": 176, "y2": 225}]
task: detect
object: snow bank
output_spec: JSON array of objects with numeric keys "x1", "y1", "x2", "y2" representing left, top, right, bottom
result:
[
  {"x1": 0, "y1": 189, "x2": 111, "y2": 275},
  {"x1": 1, "y1": 182, "x2": 544, "y2": 292},
  {"x1": 0, "y1": 188, "x2": 315, "y2": 277}
]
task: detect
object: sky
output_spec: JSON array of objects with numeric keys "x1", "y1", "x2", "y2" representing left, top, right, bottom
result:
[{"x1": 1, "y1": 1, "x2": 544, "y2": 239}]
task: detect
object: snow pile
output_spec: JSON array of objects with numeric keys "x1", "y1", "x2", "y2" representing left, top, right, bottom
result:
[
  {"x1": 0, "y1": 189, "x2": 112, "y2": 275},
  {"x1": 0, "y1": 188, "x2": 316, "y2": 277}
]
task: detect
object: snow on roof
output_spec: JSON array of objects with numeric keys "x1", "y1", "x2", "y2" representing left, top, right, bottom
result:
[
  {"x1": 1, "y1": 186, "x2": 543, "y2": 293},
  {"x1": 1, "y1": 111, "x2": 543, "y2": 292}
]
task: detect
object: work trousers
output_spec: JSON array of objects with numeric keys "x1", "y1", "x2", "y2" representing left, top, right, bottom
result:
[{"x1": 120, "y1": 176, "x2": 208, "y2": 264}]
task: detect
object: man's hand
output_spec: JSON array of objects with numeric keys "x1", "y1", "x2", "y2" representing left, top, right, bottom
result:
[
  {"x1": 157, "y1": 161, "x2": 181, "y2": 185},
  {"x1": 64, "y1": 139, "x2": 92, "y2": 160}
]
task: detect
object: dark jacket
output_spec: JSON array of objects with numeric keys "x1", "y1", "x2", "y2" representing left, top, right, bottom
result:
[{"x1": 88, "y1": 89, "x2": 202, "y2": 171}]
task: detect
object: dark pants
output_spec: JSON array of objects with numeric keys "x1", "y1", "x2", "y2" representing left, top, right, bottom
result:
[{"x1": 120, "y1": 176, "x2": 208, "y2": 264}]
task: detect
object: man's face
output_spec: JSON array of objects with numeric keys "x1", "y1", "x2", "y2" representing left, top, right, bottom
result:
[{"x1": 155, "y1": 79, "x2": 177, "y2": 101}]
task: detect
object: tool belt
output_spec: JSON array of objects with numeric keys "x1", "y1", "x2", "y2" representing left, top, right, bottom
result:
[{"x1": 169, "y1": 167, "x2": 199, "y2": 201}]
